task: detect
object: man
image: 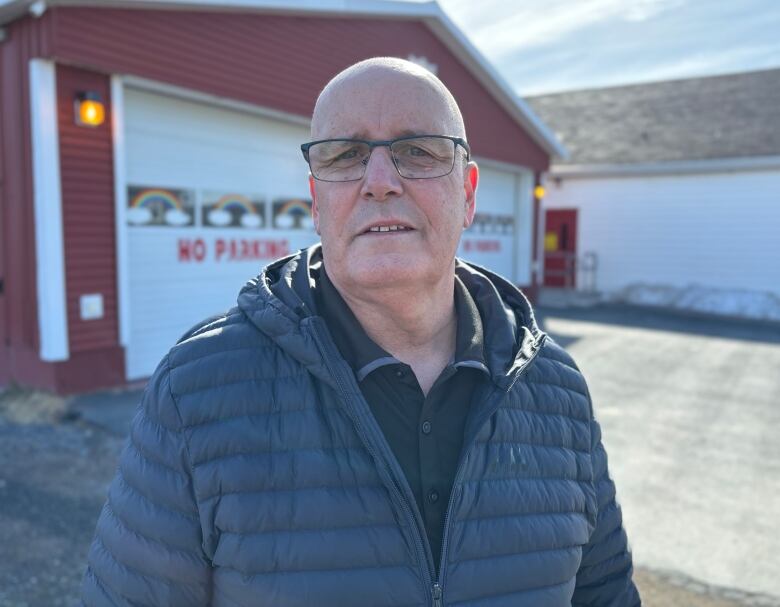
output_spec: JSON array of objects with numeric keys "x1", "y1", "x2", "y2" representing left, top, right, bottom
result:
[{"x1": 82, "y1": 58, "x2": 640, "y2": 606}]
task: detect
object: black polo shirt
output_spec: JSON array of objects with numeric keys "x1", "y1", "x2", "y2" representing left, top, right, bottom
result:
[{"x1": 311, "y1": 261, "x2": 490, "y2": 576}]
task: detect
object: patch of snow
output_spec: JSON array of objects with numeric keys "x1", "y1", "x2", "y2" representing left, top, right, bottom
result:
[{"x1": 608, "y1": 283, "x2": 780, "y2": 322}]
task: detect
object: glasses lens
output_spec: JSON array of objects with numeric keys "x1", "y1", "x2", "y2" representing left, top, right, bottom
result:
[
  {"x1": 308, "y1": 140, "x2": 370, "y2": 182},
  {"x1": 391, "y1": 137, "x2": 456, "y2": 178}
]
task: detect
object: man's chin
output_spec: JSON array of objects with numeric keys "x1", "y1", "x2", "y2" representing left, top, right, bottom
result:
[{"x1": 344, "y1": 255, "x2": 428, "y2": 289}]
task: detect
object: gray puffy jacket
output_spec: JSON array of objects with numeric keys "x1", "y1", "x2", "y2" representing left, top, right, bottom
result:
[{"x1": 82, "y1": 244, "x2": 640, "y2": 606}]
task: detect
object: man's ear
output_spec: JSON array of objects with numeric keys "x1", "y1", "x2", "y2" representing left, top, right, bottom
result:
[
  {"x1": 462, "y1": 161, "x2": 479, "y2": 229},
  {"x1": 309, "y1": 174, "x2": 321, "y2": 235}
]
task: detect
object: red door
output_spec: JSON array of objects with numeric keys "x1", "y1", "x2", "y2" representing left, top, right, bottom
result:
[{"x1": 543, "y1": 209, "x2": 578, "y2": 288}]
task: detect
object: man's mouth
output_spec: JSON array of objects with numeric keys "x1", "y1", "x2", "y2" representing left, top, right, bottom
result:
[{"x1": 366, "y1": 224, "x2": 413, "y2": 233}]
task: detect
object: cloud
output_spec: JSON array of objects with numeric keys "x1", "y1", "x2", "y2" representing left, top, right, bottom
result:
[
  {"x1": 298, "y1": 215, "x2": 314, "y2": 231},
  {"x1": 126, "y1": 206, "x2": 153, "y2": 225},
  {"x1": 241, "y1": 213, "x2": 263, "y2": 229},
  {"x1": 274, "y1": 213, "x2": 295, "y2": 229},
  {"x1": 439, "y1": 0, "x2": 685, "y2": 57},
  {"x1": 164, "y1": 209, "x2": 191, "y2": 226},
  {"x1": 207, "y1": 208, "x2": 232, "y2": 227}
]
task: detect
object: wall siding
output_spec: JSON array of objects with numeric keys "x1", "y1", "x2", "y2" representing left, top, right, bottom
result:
[
  {"x1": 56, "y1": 64, "x2": 119, "y2": 353},
  {"x1": 47, "y1": 6, "x2": 549, "y2": 171},
  {"x1": 0, "y1": 14, "x2": 57, "y2": 388},
  {"x1": 0, "y1": 15, "x2": 125, "y2": 392},
  {"x1": 543, "y1": 170, "x2": 780, "y2": 294}
]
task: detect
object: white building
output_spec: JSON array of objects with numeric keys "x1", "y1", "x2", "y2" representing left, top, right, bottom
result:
[{"x1": 527, "y1": 67, "x2": 780, "y2": 321}]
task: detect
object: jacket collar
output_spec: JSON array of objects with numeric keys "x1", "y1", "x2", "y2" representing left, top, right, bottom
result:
[
  {"x1": 237, "y1": 243, "x2": 544, "y2": 388},
  {"x1": 313, "y1": 258, "x2": 489, "y2": 381}
]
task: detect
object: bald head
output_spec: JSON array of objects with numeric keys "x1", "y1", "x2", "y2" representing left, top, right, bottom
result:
[
  {"x1": 306, "y1": 57, "x2": 479, "y2": 300},
  {"x1": 311, "y1": 57, "x2": 466, "y2": 141}
]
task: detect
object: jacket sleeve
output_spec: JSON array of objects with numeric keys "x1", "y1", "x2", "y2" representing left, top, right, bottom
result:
[
  {"x1": 571, "y1": 413, "x2": 642, "y2": 606},
  {"x1": 81, "y1": 355, "x2": 212, "y2": 606}
]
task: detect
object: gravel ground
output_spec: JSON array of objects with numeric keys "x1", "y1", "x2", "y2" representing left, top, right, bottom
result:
[
  {"x1": 1, "y1": 305, "x2": 779, "y2": 606},
  {"x1": 0, "y1": 391, "x2": 123, "y2": 607}
]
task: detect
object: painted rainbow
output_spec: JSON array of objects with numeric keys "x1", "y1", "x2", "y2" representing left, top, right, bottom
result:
[
  {"x1": 276, "y1": 199, "x2": 311, "y2": 217},
  {"x1": 214, "y1": 194, "x2": 258, "y2": 215},
  {"x1": 130, "y1": 189, "x2": 183, "y2": 210}
]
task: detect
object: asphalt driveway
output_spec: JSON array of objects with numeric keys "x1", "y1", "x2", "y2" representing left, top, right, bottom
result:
[{"x1": 536, "y1": 304, "x2": 780, "y2": 604}]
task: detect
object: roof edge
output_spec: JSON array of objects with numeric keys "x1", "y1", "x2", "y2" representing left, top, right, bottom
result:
[
  {"x1": 422, "y1": 7, "x2": 567, "y2": 160},
  {"x1": 548, "y1": 155, "x2": 780, "y2": 179},
  {"x1": 0, "y1": 0, "x2": 35, "y2": 24},
  {"x1": 0, "y1": 0, "x2": 443, "y2": 25}
]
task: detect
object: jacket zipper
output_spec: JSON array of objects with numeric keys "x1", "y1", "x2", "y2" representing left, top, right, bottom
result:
[
  {"x1": 313, "y1": 318, "x2": 547, "y2": 606},
  {"x1": 310, "y1": 322, "x2": 436, "y2": 603},
  {"x1": 432, "y1": 582, "x2": 442, "y2": 607},
  {"x1": 434, "y1": 332, "x2": 548, "y2": 605}
]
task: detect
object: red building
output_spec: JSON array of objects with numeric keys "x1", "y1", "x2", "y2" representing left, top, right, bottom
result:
[{"x1": 0, "y1": 0, "x2": 563, "y2": 394}]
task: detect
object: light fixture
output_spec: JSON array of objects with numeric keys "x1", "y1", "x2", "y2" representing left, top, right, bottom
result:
[
  {"x1": 534, "y1": 185, "x2": 546, "y2": 200},
  {"x1": 74, "y1": 91, "x2": 105, "y2": 127}
]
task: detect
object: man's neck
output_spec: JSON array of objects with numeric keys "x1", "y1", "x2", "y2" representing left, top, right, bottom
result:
[{"x1": 328, "y1": 269, "x2": 457, "y2": 395}]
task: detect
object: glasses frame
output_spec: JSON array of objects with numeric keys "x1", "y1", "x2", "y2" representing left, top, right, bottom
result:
[{"x1": 301, "y1": 134, "x2": 471, "y2": 182}]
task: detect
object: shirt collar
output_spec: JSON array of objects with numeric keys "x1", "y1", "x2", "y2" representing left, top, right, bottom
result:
[{"x1": 312, "y1": 260, "x2": 488, "y2": 381}]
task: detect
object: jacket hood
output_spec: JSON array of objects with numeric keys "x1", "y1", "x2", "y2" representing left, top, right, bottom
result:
[{"x1": 237, "y1": 244, "x2": 545, "y2": 387}]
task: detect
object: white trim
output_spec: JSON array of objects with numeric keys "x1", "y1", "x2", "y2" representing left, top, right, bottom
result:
[
  {"x1": 517, "y1": 170, "x2": 538, "y2": 286},
  {"x1": 535, "y1": 179, "x2": 546, "y2": 288},
  {"x1": 0, "y1": 1, "x2": 439, "y2": 30},
  {"x1": 11, "y1": 0, "x2": 441, "y2": 17},
  {"x1": 515, "y1": 169, "x2": 535, "y2": 286},
  {"x1": 28, "y1": 0, "x2": 46, "y2": 16},
  {"x1": 29, "y1": 59, "x2": 69, "y2": 362},
  {"x1": 0, "y1": 0, "x2": 444, "y2": 23},
  {"x1": 550, "y1": 155, "x2": 780, "y2": 179},
  {"x1": 111, "y1": 75, "x2": 132, "y2": 354},
  {"x1": 511, "y1": 172, "x2": 519, "y2": 282},
  {"x1": 123, "y1": 74, "x2": 311, "y2": 128}
]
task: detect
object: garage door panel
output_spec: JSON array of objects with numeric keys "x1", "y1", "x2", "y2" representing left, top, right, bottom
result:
[
  {"x1": 457, "y1": 165, "x2": 533, "y2": 285},
  {"x1": 123, "y1": 88, "x2": 313, "y2": 380}
]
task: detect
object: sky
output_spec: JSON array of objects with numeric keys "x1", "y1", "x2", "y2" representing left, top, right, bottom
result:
[{"x1": 410, "y1": 0, "x2": 780, "y2": 96}]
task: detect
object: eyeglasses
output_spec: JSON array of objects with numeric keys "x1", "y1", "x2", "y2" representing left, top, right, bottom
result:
[{"x1": 301, "y1": 135, "x2": 470, "y2": 182}]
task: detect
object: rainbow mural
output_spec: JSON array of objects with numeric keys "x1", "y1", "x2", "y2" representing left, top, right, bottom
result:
[
  {"x1": 215, "y1": 194, "x2": 256, "y2": 213},
  {"x1": 130, "y1": 189, "x2": 184, "y2": 211},
  {"x1": 272, "y1": 198, "x2": 313, "y2": 230},
  {"x1": 126, "y1": 187, "x2": 314, "y2": 230},
  {"x1": 127, "y1": 187, "x2": 194, "y2": 227},
  {"x1": 202, "y1": 192, "x2": 265, "y2": 228}
]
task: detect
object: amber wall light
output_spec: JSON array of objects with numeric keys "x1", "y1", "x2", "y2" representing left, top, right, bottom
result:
[{"x1": 74, "y1": 91, "x2": 105, "y2": 127}]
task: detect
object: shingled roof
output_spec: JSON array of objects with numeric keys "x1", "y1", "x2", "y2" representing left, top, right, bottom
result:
[{"x1": 525, "y1": 67, "x2": 780, "y2": 166}]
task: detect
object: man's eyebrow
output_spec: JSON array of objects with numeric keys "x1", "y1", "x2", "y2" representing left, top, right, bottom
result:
[
  {"x1": 395, "y1": 129, "x2": 427, "y2": 138},
  {"x1": 336, "y1": 129, "x2": 429, "y2": 140}
]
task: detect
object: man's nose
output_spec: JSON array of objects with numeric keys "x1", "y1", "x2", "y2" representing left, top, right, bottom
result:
[{"x1": 360, "y1": 146, "x2": 404, "y2": 201}]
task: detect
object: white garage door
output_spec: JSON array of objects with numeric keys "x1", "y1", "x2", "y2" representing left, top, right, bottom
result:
[
  {"x1": 457, "y1": 164, "x2": 534, "y2": 285},
  {"x1": 122, "y1": 88, "x2": 314, "y2": 380}
]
